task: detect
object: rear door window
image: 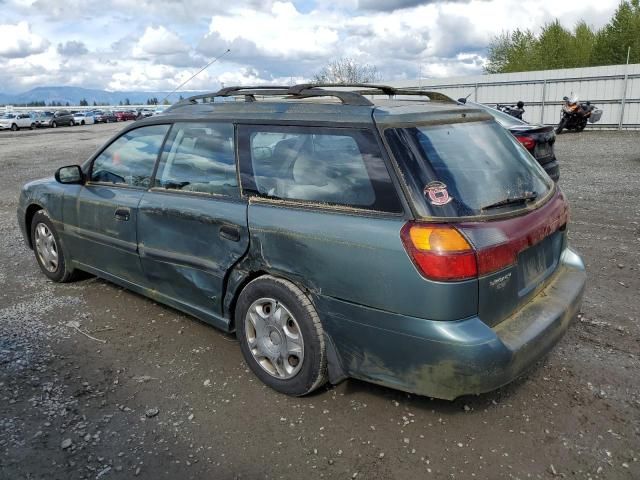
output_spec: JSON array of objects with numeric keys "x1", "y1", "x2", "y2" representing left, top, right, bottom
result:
[
  {"x1": 385, "y1": 121, "x2": 552, "y2": 218},
  {"x1": 238, "y1": 125, "x2": 402, "y2": 213},
  {"x1": 90, "y1": 124, "x2": 170, "y2": 188},
  {"x1": 154, "y1": 122, "x2": 237, "y2": 196}
]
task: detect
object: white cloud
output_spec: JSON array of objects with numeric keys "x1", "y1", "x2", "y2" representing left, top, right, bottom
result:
[
  {"x1": 0, "y1": 0, "x2": 624, "y2": 94},
  {"x1": 132, "y1": 26, "x2": 190, "y2": 57},
  {"x1": 203, "y1": 2, "x2": 341, "y2": 59},
  {"x1": 0, "y1": 21, "x2": 50, "y2": 59}
]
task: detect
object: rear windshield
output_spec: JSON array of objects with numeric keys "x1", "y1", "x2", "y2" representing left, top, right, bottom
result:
[{"x1": 385, "y1": 121, "x2": 552, "y2": 218}]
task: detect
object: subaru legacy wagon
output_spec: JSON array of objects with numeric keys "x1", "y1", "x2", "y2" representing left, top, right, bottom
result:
[{"x1": 17, "y1": 84, "x2": 586, "y2": 400}]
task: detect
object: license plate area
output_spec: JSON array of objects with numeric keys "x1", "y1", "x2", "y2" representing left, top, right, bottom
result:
[
  {"x1": 535, "y1": 143, "x2": 552, "y2": 158},
  {"x1": 517, "y1": 231, "x2": 563, "y2": 296}
]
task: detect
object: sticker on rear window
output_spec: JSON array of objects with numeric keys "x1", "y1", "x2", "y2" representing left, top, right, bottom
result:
[{"x1": 424, "y1": 181, "x2": 452, "y2": 206}]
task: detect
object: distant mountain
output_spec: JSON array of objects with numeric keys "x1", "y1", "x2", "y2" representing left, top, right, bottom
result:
[{"x1": 0, "y1": 86, "x2": 207, "y2": 106}]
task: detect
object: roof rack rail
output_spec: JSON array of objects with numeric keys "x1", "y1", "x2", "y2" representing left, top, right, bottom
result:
[
  {"x1": 169, "y1": 83, "x2": 456, "y2": 109},
  {"x1": 290, "y1": 84, "x2": 455, "y2": 103}
]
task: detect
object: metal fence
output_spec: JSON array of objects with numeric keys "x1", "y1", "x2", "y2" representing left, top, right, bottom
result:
[{"x1": 388, "y1": 63, "x2": 640, "y2": 129}]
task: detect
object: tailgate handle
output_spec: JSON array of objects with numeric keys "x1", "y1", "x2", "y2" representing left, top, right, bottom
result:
[
  {"x1": 220, "y1": 224, "x2": 241, "y2": 242},
  {"x1": 114, "y1": 207, "x2": 131, "y2": 221}
]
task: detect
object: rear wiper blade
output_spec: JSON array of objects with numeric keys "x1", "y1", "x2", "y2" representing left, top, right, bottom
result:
[{"x1": 481, "y1": 192, "x2": 538, "y2": 211}]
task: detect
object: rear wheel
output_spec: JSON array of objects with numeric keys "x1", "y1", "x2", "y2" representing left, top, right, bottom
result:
[
  {"x1": 52, "y1": 121, "x2": 58, "y2": 128},
  {"x1": 81, "y1": 120, "x2": 85, "y2": 125},
  {"x1": 236, "y1": 276, "x2": 327, "y2": 396},
  {"x1": 30, "y1": 123, "x2": 35, "y2": 130},
  {"x1": 70, "y1": 120, "x2": 75, "y2": 127},
  {"x1": 30, "y1": 210, "x2": 78, "y2": 282}
]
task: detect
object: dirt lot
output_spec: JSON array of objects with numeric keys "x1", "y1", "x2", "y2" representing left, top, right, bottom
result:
[{"x1": 0, "y1": 123, "x2": 638, "y2": 480}]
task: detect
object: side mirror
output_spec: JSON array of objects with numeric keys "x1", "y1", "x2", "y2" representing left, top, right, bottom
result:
[
  {"x1": 457, "y1": 97, "x2": 467, "y2": 104},
  {"x1": 55, "y1": 165, "x2": 84, "y2": 184}
]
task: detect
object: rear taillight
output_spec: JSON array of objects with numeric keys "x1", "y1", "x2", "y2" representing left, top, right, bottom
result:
[
  {"x1": 401, "y1": 224, "x2": 521, "y2": 282},
  {"x1": 400, "y1": 223, "x2": 477, "y2": 281},
  {"x1": 401, "y1": 192, "x2": 569, "y2": 282},
  {"x1": 515, "y1": 135, "x2": 536, "y2": 150}
]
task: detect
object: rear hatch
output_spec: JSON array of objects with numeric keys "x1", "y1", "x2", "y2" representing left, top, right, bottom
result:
[{"x1": 383, "y1": 119, "x2": 567, "y2": 326}]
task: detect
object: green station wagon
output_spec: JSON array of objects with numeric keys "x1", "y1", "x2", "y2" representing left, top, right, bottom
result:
[{"x1": 17, "y1": 84, "x2": 586, "y2": 400}]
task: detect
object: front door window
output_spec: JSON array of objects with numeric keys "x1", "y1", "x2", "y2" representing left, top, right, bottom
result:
[{"x1": 91, "y1": 125, "x2": 170, "y2": 188}]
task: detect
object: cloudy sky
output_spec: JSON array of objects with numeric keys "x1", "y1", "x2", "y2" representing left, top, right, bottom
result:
[{"x1": 0, "y1": 0, "x2": 619, "y2": 93}]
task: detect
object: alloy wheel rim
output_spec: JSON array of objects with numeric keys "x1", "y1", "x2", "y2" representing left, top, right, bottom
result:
[
  {"x1": 245, "y1": 297, "x2": 304, "y2": 380},
  {"x1": 34, "y1": 222, "x2": 59, "y2": 273}
]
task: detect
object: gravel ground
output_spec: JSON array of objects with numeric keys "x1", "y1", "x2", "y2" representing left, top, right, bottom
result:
[{"x1": 0, "y1": 123, "x2": 638, "y2": 480}]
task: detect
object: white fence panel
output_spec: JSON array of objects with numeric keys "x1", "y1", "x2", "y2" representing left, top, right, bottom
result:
[{"x1": 389, "y1": 63, "x2": 640, "y2": 129}]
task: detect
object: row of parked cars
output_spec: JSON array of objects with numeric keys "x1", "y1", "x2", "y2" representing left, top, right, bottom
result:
[{"x1": 0, "y1": 107, "x2": 164, "y2": 131}]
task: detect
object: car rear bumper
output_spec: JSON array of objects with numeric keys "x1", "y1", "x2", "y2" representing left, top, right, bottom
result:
[{"x1": 318, "y1": 247, "x2": 585, "y2": 400}]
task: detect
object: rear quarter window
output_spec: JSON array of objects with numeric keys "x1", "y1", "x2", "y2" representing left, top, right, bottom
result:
[{"x1": 238, "y1": 125, "x2": 403, "y2": 213}]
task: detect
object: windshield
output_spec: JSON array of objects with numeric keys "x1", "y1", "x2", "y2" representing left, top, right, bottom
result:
[
  {"x1": 385, "y1": 121, "x2": 552, "y2": 218},
  {"x1": 1, "y1": 113, "x2": 16, "y2": 119},
  {"x1": 469, "y1": 102, "x2": 526, "y2": 128}
]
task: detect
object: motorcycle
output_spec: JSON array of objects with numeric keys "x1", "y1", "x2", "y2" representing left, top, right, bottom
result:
[
  {"x1": 496, "y1": 103, "x2": 525, "y2": 120},
  {"x1": 555, "y1": 94, "x2": 602, "y2": 134}
]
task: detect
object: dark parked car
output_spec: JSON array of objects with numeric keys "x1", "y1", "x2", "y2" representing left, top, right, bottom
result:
[
  {"x1": 94, "y1": 110, "x2": 117, "y2": 123},
  {"x1": 17, "y1": 84, "x2": 585, "y2": 400},
  {"x1": 115, "y1": 110, "x2": 137, "y2": 121},
  {"x1": 37, "y1": 110, "x2": 75, "y2": 128},
  {"x1": 459, "y1": 99, "x2": 559, "y2": 182}
]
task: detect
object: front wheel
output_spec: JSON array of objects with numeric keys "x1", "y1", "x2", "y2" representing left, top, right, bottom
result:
[
  {"x1": 69, "y1": 120, "x2": 75, "y2": 127},
  {"x1": 51, "y1": 121, "x2": 57, "y2": 128},
  {"x1": 81, "y1": 120, "x2": 85, "y2": 125},
  {"x1": 236, "y1": 276, "x2": 328, "y2": 396},
  {"x1": 30, "y1": 210, "x2": 78, "y2": 282},
  {"x1": 30, "y1": 123, "x2": 35, "y2": 130},
  {"x1": 11, "y1": 123, "x2": 18, "y2": 131},
  {"x1": 555, "y1": 118, "x2": 567, "y2": 134}
]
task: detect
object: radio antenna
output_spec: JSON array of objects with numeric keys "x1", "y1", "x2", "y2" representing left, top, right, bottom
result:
[{"x1": 161, "y1": 48, "x2": 231, "y2": 104}]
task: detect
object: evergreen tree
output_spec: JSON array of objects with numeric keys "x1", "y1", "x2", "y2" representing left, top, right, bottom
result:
[
  {"x1": 485, "y1": 1, "x2": 640, "y2": 73},
  {"x1": 572, "y1": 21, "x2": 596, "y2": 67},
  {"x1": 532, "y1": 21, "x2": 575, "y2": 69},
  {"x1": 592, "y1": 0, "x2": 640, "y2": 65}
]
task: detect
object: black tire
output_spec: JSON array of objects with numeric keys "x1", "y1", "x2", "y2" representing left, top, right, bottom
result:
[
  {"x1": 30, "y1": 210, "x2": 78, "y2": 283},
  {"x1": 236, "y1": 276, "x2": 327, "y2": 396},
  {"x1": 30, "y1": 123, "x2": 35, "y2": 130},
  {"x1": 555, "y1": 118, "x2": 567, "y2": 134},
  {"x1": 11, "y1": 123, "x2": 18, "y2": 131},
  {"x1": 52, "y1": 121, "x2": 57, "y2": 128},
  {"x1": 81, "y1": 120, "x2": 85, "y2": 125}
]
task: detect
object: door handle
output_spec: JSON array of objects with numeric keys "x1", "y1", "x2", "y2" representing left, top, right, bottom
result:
[
  {"x1": 219, "y1": 224, "x2": 241, "y2": 242},
  {"x1": 114, "y1": 207, "x2": 131, "y2": 221}
]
